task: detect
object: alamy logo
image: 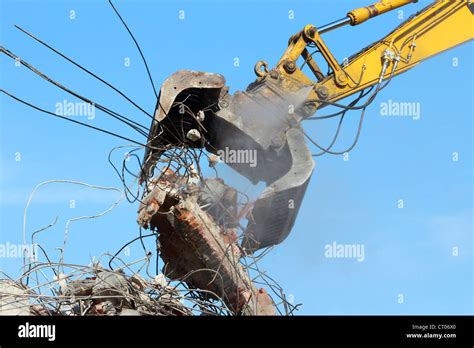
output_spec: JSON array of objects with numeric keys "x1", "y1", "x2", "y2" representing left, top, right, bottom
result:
[
  {"x1": 0, "y1": 242, "x2": 38, "y2": 260},
  {"x1": 324, "y1": 241, "x2": 365, "y2": 262},
  {"x1": 18, "y1": 323, "x2": 56, "y2": 341},
  {"x1": 217, "y1": 147, "x2": 257, "y2": 168},
  {"x1": 55, "y1": 99, "x2": 95, "y2": 120},
  {"x1": 380, "y1": 99, "x2": 420, "y2": 120}
]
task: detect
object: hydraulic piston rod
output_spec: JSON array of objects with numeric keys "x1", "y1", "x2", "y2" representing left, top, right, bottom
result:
[{"x1": 318, "y1": 0, "x2": 418, "y2": 34}]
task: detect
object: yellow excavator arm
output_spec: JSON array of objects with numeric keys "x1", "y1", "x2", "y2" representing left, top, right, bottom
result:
[{"x1": 274, "y1": 0, "x2": 473, "y2": 108}]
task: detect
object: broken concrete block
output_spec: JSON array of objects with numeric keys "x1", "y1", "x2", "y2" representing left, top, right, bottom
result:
[
  {"x1": 0, "y1": 280, "x2": 31, "y2": 315},
  {"x1": 138, "y1": 176, "x2": 276, "y2": 316}
]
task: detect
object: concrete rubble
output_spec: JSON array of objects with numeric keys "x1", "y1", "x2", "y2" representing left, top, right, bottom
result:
[
  {"x1": 137, "y1": 171, "x2": 276, "y2": 315},
  {"x1": 0, "y1": 268, "x2": 191, "y2": 316},
  {"x1": 0, "y1": 280, "x2": 31, "y2": 315}
]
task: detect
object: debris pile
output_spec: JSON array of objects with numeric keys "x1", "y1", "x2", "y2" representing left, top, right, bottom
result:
[
  {"x1": 0, "y1": 263, "x2": 235, "y2": 316},
  {"x1": 138, "y1": 171, "x2": 275, "y2": 315},
  {"x1": 0, "y1": 175, "x2": 300, "y2": 316}
]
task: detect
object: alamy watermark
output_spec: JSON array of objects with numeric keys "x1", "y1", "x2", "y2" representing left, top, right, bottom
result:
[
  {"x1": 0, "y1": 242, "x2": 38, "y2": 260},
  {"x1": 324, "y1": 241, "x2": 365, "y2": 262},
  {"x1": 217, "y1": 147, "x2": 257, "y2": 168},
  {"x1": 380, "y1": 99, "x2": 420, "y2": 120},
  {"x1": 18, "y1": 323, "x2": 55, "y2": 341},
  {"x1": 55, "y1": 99, "x2": 95, "y2": 120}
]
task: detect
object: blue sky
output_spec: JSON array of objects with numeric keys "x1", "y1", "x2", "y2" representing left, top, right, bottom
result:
[{"x1": 0, "y1": 0, "x2": 472, "y2": 314}]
